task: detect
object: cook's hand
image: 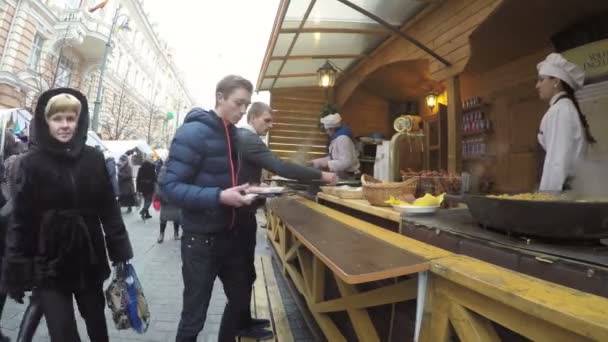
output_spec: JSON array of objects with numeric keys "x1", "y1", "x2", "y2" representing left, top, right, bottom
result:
[
  {"x1": 311, "y1": 158, "x2": 328, "y2": 169},
  {"x1": 321, "y1": 172, "x2": 338, "y2": 185},
  {"x1": 220, "y1": 184, "x2": 257, "y2": 207}
]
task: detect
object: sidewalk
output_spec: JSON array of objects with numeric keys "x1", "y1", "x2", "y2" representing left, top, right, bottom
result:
[{"x1": 1, "y1": 209, "x2": 313, "y2": 341}]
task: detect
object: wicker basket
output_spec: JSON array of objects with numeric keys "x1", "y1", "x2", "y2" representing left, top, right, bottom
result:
[{"x1": 361, "y1": 175, "x2": 418, "y2": 207}]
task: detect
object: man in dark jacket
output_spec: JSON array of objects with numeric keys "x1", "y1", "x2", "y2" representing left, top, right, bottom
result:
[
  {"x1": 161, "y1": 75, "x2": 257, "y2": 342},
  {"x1": 136, "y1": 158, "x2": 156, "y2": 220},
  {"x1": 235, "y1": 102, "x2": 336, "y2": 339}
]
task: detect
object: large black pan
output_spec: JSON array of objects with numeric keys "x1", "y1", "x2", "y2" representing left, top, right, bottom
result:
[{"x1": 448, "y1": 194, "x2": 608, "y2": 240}]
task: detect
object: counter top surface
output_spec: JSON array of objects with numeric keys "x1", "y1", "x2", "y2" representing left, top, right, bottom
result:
[
  {"x1": 268, "y1": 196, "x2": 430, "y2": 284},
  {"x1": 316, "y1": 192, "x2": 401, "y2": 222}
]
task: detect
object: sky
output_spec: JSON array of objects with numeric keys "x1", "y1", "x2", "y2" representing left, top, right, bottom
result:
[{"x1": 145, "y1": 0, "x2": 279, "y2": 110}]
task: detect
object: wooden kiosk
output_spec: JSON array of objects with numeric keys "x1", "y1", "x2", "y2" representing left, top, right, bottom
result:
[{"x1": 257, "y1": 0, "x2": 608, "y2": 341}]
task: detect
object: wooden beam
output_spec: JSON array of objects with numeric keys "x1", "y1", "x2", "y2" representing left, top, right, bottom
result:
[
  {"x1": 435, "y1": 277, "x2": 590, "y2": 342},
  {"x1": 271, "y1": 0, "x2": 317, "y2": 90},
  {"x1": 446, "y1": 76, "x2": 462, "y2": 174},
  {"x1": 262, "y1": 257, "x2": 295, "y2": 342},
  {"x1": 312, "y1": 278, "x2": 417, "y2": 313},
  {"x1": 335, "y1": 0, "x2": 450, "y2": 66},
  {"x1": 264, "y1": 73, "x2": 318, "y2": 79},
  {"x1": 256, "y1": 0, "x2": 291, "y2": 90},
  {"x1": 280, "y1": 27, "x2": 391, "y2": 35},
  {"x1": 448, "y1": 302, "x2": 501, "y2": 342},
  {"x1": 270, "y1": 54, "x2": 364, "y2": 61},
  {"x1": 335, "y1": 2, "x2": 439, "y2": 87},
  {"x1": 334, "y1": 275, "x2": 381, "y2": 342}
]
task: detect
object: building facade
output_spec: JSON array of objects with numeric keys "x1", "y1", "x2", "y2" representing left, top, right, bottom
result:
[{"x1": 0, "y1": 0, "x2": 193, "y2": 147}]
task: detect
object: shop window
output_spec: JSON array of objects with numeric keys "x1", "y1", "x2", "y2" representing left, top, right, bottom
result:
[
  {"x1": 28, "y1": 34, "x2": 45, "y2": 70},
  {"x1": 55, "y1": 55, "x2": 73, "y2": 87}
]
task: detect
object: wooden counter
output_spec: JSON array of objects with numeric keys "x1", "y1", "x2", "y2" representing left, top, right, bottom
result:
[
  {"x1": 267, "y1": 195, "x2": 608, "y2": 342},
  {"x1": 269, "y1": 197, "x2": 428, "y2": 284},
  {"x1": 316, "y1": 192, "x2": 401, "y2": 223}
]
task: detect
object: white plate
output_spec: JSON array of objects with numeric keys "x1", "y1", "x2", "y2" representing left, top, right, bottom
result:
[
  {"x1": 248, "y1": 186, "x2": 286, "y2": 194},
  {"x1": 391, "y1": 205, "x2": 440, "y2": 215}
]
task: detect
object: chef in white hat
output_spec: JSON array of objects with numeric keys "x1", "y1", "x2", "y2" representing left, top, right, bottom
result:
[
  {"x1": 536, "y1": 52, "x2": 596, "y2": 191},
  {"x1": 312, "y1": 113, "x2": 360, "y2": 180}
]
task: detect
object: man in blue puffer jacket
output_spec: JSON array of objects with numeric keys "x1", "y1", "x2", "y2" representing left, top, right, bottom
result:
[{"x1": 161, "y1": 75, "x2": 257, "y2": 342}]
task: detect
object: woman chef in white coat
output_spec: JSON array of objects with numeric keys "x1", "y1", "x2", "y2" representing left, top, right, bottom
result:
[
  {"x1": 312, "y1": 113, "x2": 360, "y2": 180},
  {"x1": 536, "y1": 53, "x2": 596, "y2": 192}
]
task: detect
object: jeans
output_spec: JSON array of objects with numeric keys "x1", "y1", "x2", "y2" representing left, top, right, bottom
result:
[
  {"x1": 37, "y1": 287, "x2": 108, "y2": 342},
  {"x1": 141, "y1": 193, "x2": 153, "y2": 213},
  {"x1": 17, "y1": 292, "x2": 44, "y2": 342},
  {"x1": 176, "y1": 231, "x2": 251, "y2": 342},
  {"x1": 235, "y1": 213, "x2": 258, "y2": 330}
]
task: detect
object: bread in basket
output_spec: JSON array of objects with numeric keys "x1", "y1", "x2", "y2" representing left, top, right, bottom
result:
[{"x1": 361, "y1": 174, "x2": 417, "y2": 207}]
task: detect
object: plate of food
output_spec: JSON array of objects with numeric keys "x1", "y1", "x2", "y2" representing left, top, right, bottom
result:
[
  {"x1": 391, "y1": 204, "x2": 440, "y2": 215},
  {"x1": 386, "y1": 193, "x2": 445, "y2": 215},
  {"x1": 246, "y1": 186, "x2": 289, "y2": 198}
]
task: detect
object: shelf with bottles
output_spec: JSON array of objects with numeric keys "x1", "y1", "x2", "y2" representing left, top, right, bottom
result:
[
  {"x1": 462, "y1": 97, "x2": 489, "y2": 113},
  {"x1": 462, "y1": 108, "x2": 492, "y2": 136},
  {"x1": 462, "y1": 136, "x2": 495, "y2": 161}
]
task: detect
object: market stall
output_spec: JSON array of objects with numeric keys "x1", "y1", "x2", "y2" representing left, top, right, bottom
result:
[{"x1": 258, "y1": 0, "x2": 608, "y2": 340}]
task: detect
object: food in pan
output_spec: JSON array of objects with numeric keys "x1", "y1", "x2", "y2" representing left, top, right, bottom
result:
[{"x1": 487, "y1": 193, "x2": 562, "y2": 201}]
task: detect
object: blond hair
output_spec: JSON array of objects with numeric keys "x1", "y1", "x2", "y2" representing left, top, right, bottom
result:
[
  {"x1": 44, "y1": 93, "x2": 81, "y2": 119},
  {"x1": 247, "y1": 102, "x2": 272, "y2": 123}
]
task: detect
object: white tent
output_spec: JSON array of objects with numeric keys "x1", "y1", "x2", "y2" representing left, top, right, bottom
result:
[
  {"x1": 154, "y1": 148, "x2": 169, "y2": 160},
  {"x1": 86, "y1": 131, "x2": 108, "y2": 150},
  {"x1": 0, "y1": 108, "x2": 32, "y2": 157},
  {"x1": 102, "y1": 140, "x2": 154, "y2": 160}
]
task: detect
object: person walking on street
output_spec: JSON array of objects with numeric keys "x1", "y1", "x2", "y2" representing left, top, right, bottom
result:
[
  {"x1": 155, "y1": 164, "x2": 181, "y2": 243},
  {"x1": 161, "y1": 75, "x2": 257, "y2": 342},
  {"x1": 235, "y1": 102, "x2": 337, "y2": 339},
  {"x1": 1, "y1": 124, "x2": 44, "y2": 342},
  {"x1": 103, "y1": 151, "x2": 119, "y2": 199},
  {"x1": 136, "y1": 158, "x2": 156, "y2": 220},
  {"x1": 118, "y1": 155, "x2": 137, "y2": 213},
  {"x1": 1, "y1": 88, "x2": 133, "y2": 342}
]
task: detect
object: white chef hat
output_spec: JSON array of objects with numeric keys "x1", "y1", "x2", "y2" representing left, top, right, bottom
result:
[
  {"x1": 320, "y1": 113, "x2": 342, "y2": 129},
  {"x1": 537, "y1": 53, "x2": 585, "y2": 90}
]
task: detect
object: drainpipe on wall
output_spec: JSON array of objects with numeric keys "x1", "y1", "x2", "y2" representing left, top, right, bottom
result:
[{"x1": 0, "y1": 0, "x2": 24, "y2": 70}]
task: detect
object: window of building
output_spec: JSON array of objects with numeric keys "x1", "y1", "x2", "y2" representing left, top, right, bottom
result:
[
  {"x1": 55, "y1": 55, "x2": 73, "y2": 87},
  {"x1": 28, "y1": 33, "x2": 45, "y2": 70},
  {"x1": 63, "y1": 0, "x2": 80, "y2": 9}
]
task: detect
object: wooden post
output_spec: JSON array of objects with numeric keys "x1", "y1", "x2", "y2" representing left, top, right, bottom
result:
[{"x1": 446, "y1": 76, "x2": 462, "y2": 174}]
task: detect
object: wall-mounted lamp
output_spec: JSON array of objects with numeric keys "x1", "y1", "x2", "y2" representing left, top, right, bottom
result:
[
  {"x1": 317, "y1": 60, "x2": 337, "y2": 88},
  {"x1": 425, "y1": 92, "x2": 438, "y2": 109}
]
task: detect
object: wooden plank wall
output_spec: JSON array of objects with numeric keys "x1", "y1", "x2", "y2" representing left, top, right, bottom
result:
[
  {"x1": 339, "y1": 86, "x2": 391, "y2": 138},
  {"x1": 269, "y1": 87, "x2": 328, "y2": 161},
  {"x1": 335, "y1": 0, "x2": 503, "y2": 109},
  {"x1": 460, "y1": 49, "x2": 552, "y2": 193}
]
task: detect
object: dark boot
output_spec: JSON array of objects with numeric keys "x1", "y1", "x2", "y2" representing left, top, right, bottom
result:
[
  {"x1": 173, "y1": 222, "x2": 180, "y2": 240},
  {"x1": 158, "y1": 221, "x2": 166, "y2": 244},
  {"x1": 0, "y1": 294, "x2": 9, "y2": 342},
  {"x1": 126, "y1": 206, "x2": 132, "y2": 214},
  {"x1": 237, "y1": 327, "x2": 274, "y2": 340},
  {"x1": 144, "y1": 209, "x2": 152, "y2": 219},
  {"x1": 17, "y1": 294, "x2": 43, "y2": 342}
]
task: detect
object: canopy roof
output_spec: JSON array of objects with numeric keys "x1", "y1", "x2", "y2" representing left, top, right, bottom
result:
[
  {"x1": 102, "y1": 139, "x2": 154, "y2": 160},
  {"x1": 257, "y1": 0, "x2": 433, "y2": 91}
]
